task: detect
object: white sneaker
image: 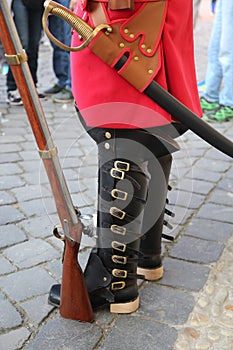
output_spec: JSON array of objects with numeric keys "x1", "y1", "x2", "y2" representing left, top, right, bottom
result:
[{"x1": 6, "y1": 89, "x2": 23, "y2": 106}]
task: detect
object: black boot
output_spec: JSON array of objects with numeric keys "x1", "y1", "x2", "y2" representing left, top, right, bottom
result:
[
  {"x1": 85, "y1": 129, "x2": 151, "y2": 313},
  {"x1": 137, "y1": 153, "x2": 172, "y2": 280}
]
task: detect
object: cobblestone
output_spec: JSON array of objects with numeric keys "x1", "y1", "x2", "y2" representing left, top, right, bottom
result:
[
  {"x1": 169, "y1": 236, "x2": 224, "y2": 264},
  {"x1": 0, "y1": 175, "x2": 25, "y2": 190},
  {"x1": 0, "y1": 205, "x2": 25, "y2": 225},
  {"x1": 137, "y1": 284, "x2": 196, "y2": 324},
  {"x1": 185, "y1": 218, "x2": 233, "y2": 241},
  {"x1": 25, "y1": 318, "x2": 103, "y2": 350},
  {"x1": 4, "y1": 239, "x2": 60, "y2": 268},
  {"x1": 0, "y1": 256, "x2": 16, "y2": 275},
  {"x1": 158, "y1": 257, "x2": 210, "y2": 291},
  {"x1": 19, "y1": 295, "x2": 54, "y2": 326},
  {"x1": 0, "y1": 292, "x2": 22, "y2": 329},
  {"x1": 0, "y1": 224, "x2": 27, "y2": 248},
  {"x1": 197, "y1": 203, "x2": 233, "y2": 224},
  {"x1": 99, "y1": 316, "x2": 177, "y2": 350},
  {"x1": 0, "y1": 267, "x2": 57, "y2": 302},
  {"x1": 0, "y1": 328, "x2": 31, "y2": 350}
]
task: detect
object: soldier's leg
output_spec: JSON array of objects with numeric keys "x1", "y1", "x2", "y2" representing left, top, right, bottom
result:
[
  {"x1": 83, "y1": 128, "x2": 149, "y2": 313},
  {"x1": 138, "y1": 153, "x2": 173, "y2": 280}
]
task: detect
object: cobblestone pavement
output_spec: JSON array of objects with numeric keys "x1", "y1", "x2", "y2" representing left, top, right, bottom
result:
[{"x1": 0, "y1": 1, "x2": 232, "y2": 349}]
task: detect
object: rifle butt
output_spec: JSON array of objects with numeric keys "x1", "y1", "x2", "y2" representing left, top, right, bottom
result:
[{"x1": 60, "y1": 238, "x2": 94, "y2": 322}]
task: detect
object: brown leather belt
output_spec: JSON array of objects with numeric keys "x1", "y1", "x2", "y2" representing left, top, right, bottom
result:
[{"x1": 108, "y1": 0, "x2": 134, "y2": 10}]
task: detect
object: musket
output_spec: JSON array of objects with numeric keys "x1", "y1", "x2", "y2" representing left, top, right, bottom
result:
[
  {"x1": 42, "y1": 0, "x2": 233, "y2": 158},
  {"x1": 0, "y1": 0, "x2": 94, "y2": 322}
]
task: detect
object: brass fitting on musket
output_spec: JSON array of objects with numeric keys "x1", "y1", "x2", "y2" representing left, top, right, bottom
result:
[{"x1": 42, "y1": 0, "x2": 112, "y2": 52}]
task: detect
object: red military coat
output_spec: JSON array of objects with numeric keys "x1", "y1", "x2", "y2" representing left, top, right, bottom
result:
[{"x1": 71, "y1": 0, "x2": 202, "y2": 129}]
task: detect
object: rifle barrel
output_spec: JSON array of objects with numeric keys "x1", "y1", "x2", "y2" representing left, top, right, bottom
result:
[{"x1": 0, "y1": 0, "x2": 94, "y2": 322}]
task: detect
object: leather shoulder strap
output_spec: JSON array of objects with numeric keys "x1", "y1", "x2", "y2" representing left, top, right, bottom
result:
[
  {"x1": 109, "y1": 0, "x2": 134, "y2": 10},
  {"x1": 88, "y1": 1, "x2": 168, "y2": 91},
  {"x1": 89, "y1": 1, "x2": 108, "y2": 27}
]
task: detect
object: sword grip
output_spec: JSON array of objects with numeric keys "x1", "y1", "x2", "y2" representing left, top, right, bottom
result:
[{"x1": 43, "y1": 0, "x2": 111, "y2": 52}]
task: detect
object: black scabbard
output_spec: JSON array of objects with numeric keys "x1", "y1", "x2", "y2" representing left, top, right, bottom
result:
[
  {"x1": 145, "y1": 81, "x2": 233, "y2": 158},
  {"x1": 115, "y1": 57, "x2": 233, "y2": 158}
]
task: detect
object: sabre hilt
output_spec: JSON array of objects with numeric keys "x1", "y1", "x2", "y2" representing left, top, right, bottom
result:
[{"x1": 42, "y1": 0, "x2": 112, "y2": 51}]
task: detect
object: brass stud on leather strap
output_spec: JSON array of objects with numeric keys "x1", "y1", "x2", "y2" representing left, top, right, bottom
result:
[{"x1": 106, "y1": 27, "x2": 113, "y2": 33}]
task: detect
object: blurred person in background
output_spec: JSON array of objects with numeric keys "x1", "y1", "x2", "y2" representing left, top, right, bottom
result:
[
  {"x1": 193, "y1": 0, "x2": 216, "y2": 26},
  {"x1": 6, "y1": 0, "x2": 45, "y2": 105},
  {"x1": 43, "y1": 0, "x2": 78, "y2": 103},
  {"x1": 200, "y1": 0, "x2": 233, "y2": 122},
  {"x1": 193, "y1": 0, "x2": 202, "y2": 27},
  {"x1": 0, "y1": 41, "x2": 9, "y2": 75}
]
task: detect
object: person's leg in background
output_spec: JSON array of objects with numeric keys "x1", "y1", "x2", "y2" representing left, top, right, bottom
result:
[
  {"x1": 218, "y1": 0, "x2": 233, "y2": 109},
  {"x1": 6, "y1": 0, "x2": 44, "y2": 105},
  {"x1": 6, "y1": 0, "x2": 28, "y2": 105},
  {"x1": 202, "y1": 0, "x2": 222, "y2": 105},
  {"x1": 201, "y1": 0, "x2": 233, "y2": 122},
  {"x1": 27, "y1": 7, "x2": 44, "y2": 88},
  {"x1": 0, "y1": 41, "x2": 9, "y2": 75},
  {"x1": 199, "y1": 0, "x2": 222, "y2": 118},
  {"x1": 193, "y1": 0, "x2": 202, "y2": 27},
  {"x1": 44, "y1": 0, "x2": 73, "y2": 103}
]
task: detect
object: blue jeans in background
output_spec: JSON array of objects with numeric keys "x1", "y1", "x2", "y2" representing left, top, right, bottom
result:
[
  {"x1": 203, "y1": 0, "x2": 233, "y2": 107},
  {"x1": 48, "y1": 0, "x2": 71, "y2": 90},
  {"x1": 7, "y1": 0, "x2": 43, "y2": 91}
]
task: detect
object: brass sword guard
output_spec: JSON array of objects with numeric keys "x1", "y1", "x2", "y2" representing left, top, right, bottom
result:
[{"x1": 42, "y1": 0, "x2": 112, "y2": 52}]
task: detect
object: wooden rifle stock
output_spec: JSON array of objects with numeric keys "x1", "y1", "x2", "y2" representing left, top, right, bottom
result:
[{"x1": 0, "y1": 0, "x2": 94, "y2": 322}]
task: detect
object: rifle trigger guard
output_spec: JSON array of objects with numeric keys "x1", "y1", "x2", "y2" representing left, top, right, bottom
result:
[{"x1": 53, "y1": 224, "x2": 65, "y2": 241}]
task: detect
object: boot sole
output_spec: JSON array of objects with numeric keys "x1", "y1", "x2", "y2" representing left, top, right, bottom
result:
[
  {"x1": 137, "y1": 265, "x2": 163, "y2": 281},
  {"x1": 110, "y1": 296, "x2": 139, "y2": 314}
]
